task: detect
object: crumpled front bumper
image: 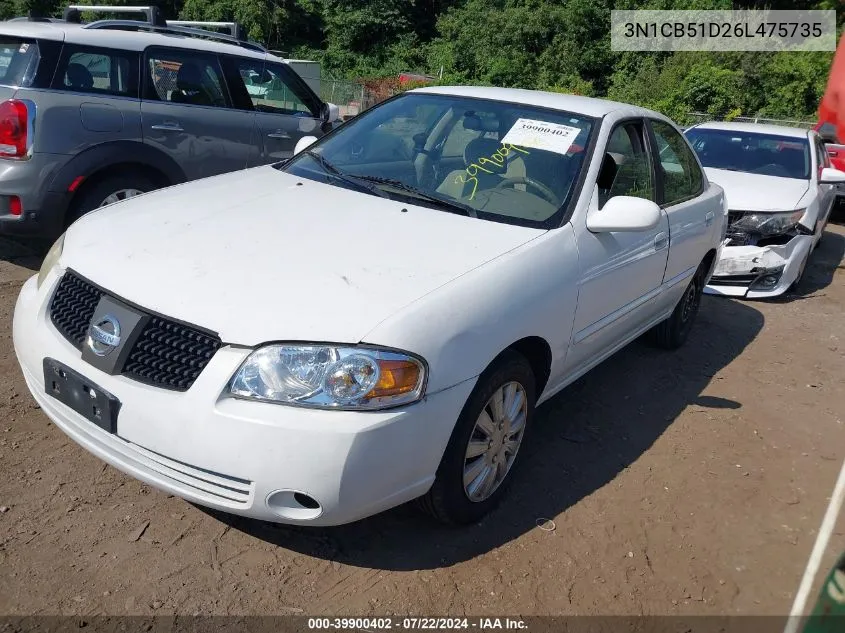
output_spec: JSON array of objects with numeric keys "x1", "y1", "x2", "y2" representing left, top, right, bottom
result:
[{"x1": 704, "y1": 235, "x2": 813, "y2": 298}]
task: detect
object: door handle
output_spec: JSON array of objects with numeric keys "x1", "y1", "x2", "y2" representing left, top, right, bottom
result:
[
  {"x1": 705, "y1": 210, "x2": 715, "y2": 226},
  {"x1": 151, "y1": 122, "x2": 184, "y2": 132},
  {"x1": 267, "y1": 130, "x2": 292, "y2": 140},
  {"x1": 654, "y1": 232, "x2": 668, "y2": 251}
]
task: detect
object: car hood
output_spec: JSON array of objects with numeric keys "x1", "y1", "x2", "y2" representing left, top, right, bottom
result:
[
  {"x1": 703, "y1": 168, "x2": 809, "y2": 211},
  {"x1": 61, "y1": 166, "x2": 544, "y2": 346}
]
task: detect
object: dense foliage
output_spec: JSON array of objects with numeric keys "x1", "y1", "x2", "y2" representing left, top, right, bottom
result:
[{"x1": 2, "y1": 0, "x2": 841, "y2": 121}]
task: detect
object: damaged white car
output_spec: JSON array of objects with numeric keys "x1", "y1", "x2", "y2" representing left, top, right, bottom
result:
[{"x1": 685, "y1": 122, "x2": 845, "y2": 298}]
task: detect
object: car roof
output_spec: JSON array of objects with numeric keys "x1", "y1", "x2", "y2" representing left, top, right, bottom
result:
[
  {"x1": 410, "y1": 85, "x2": 667, "y2": 120},
  {"x1": 0, "y1": 19, "x2": 279, "y2": 62},
  {"x1": 689, "y1": 120, "x2": 810, "y2": 140}
]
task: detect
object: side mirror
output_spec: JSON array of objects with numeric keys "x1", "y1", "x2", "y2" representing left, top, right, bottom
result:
[
  {"x1": 294, "y1": 135, "x2": 319, "y2": 155},
  {"x1": 321, "y1": 102, "x2": 340, "y2": 123},
  {"x1": 820, "y1": 167, "x2": 845, "y2": 184},
  {"x1": 587, "y1": 196, "x2": 662, "y2": 233}
]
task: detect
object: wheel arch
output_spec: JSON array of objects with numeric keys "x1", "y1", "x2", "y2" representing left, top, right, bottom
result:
[
  {"x1": 47, "y1": 141, "x2": 187, "y2": 224},
  {"x1": 701, "y1": 247, "x2": 718, "y2": 282},
  {"x1": 489, "y1": 336, "x2": 553, "y2": 398}
]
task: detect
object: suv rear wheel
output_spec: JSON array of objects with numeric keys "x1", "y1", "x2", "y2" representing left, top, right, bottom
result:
[{"x1": 68, "y1": 173, "x2": 157, "y2": 227}]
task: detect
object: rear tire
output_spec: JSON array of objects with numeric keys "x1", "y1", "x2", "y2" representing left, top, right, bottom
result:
[
  {"x1": 647, "y1": 265, "x2": 705, "y2": 350},
  {"x1": 418, "y1": 350, "x2": 536, "y2": 525},
  {"x1": 67, "y1": 173, "x2": 157, "y2": 227}
]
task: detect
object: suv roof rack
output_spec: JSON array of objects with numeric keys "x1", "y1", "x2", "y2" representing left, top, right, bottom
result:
[
  {"x1": 167, "y1": 20, "x2": 248, "y2": 41},
  {"x1": 63, "y1": 5, "x2": 166, "y2": 27},
  {"x1": 82, "y1": 19, "x2": 266, "y2": 53}
]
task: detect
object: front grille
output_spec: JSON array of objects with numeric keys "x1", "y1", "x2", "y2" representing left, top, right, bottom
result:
[
  {"x1": 49, "y1": 271, "x2": 221, "y2": 391},
  {"x1": 49, "y1": 272, "x2": 100, "y2": 348},
  {"x1": 709, "y1": 273, "x2": 759, "y2": 287},
  {"x1": 123, "y1": 316, "x2": 221, "y2": 391}
]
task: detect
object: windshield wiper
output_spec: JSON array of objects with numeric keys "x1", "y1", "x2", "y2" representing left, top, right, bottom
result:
[
  {"x1": 305, "y1": 150, "x2": 389, "y2": 199},
  {"x1": 354, "y1": 175, "x2": 478, "y2": 218}
]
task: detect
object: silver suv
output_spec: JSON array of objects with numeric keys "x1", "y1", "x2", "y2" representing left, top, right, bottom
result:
[{"x1": 0, "y1": 5, "x2": 340, "y2": 241}]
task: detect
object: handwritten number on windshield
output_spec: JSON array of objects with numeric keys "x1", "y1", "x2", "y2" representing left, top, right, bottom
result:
[{"x1": 455, "y1": 143, "x2": 530, "y2": 200}]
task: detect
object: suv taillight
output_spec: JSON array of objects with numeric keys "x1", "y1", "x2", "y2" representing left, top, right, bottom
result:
[{"x1": 0, "y1": 100, "x2": 29, "y2": 159}]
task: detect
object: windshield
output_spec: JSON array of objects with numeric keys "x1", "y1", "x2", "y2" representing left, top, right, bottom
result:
[
  {"x1": 282, "y1": 93, "x2": 595, "y2": 228},
  {"x1": 0, "y1": 37, "x2": 40, "y2": 87},
  {"x1": 685, "y1": 128, "x2": 810, "y2": 180}
]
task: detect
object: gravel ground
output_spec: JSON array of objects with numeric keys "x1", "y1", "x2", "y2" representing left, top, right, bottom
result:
[{"x1": 0, "y1": 222, "x2": 843, "y2": 618}]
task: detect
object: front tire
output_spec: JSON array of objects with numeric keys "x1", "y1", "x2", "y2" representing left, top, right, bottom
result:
[
  {"x1": 419, "y1": 350, "x2": 536, "y2": 525},
  {"x1": 647, "y1": 265, "x2": 704, "y2": 350}
]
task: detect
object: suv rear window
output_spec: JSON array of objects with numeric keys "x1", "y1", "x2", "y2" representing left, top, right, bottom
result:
[
  {"x1": 0, "y1": 37, "x2": 40, "y2": 87},
  {"x1": 53, "y1": 46, "x2": 139, "y2": 97}
]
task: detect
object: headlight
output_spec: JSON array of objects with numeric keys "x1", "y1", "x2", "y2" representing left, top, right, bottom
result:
[
  {"x1": 36, "y1": 233, "x2": 64, "y2": 289},
  {"x1": 228, "y1": 344, "x2": 427, "y2": 410},
  {"x1": 730, "y1": 209, "x2": 805, "y2": 236}
]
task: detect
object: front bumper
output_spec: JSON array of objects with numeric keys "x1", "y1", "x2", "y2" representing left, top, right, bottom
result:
[
  {"x1": 704, "y1": 235, "x2": 813, "y2": 298},
  {"x1": 13, "y1": 272, "x2": 475, "y2": 526}
]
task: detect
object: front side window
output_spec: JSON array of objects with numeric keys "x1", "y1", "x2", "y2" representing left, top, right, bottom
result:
[
  {"x1": 58, "y1": 49, "x2": 134, "y2": 96},
  {"x1": 145, "y1": 49, "x2": 229, "y2": 108},
  {"x1": 597, "y1": 122, "x2": 654, "y2": 208},
  {"x1": 0, "y1": 37, "x2": 40, "y2": 87},
  {"x1": 236, "y1": 60, "x2": 319, "y2": 117},
  {"x1": 282, "y1": 93, "x2": 595, "y2": 228},
  {"x1": 650, "y1": 120, "x2": 703, "y2": 205},
  {"x1": 685, "y1": 127, "x2": 810, "y2": 180}
]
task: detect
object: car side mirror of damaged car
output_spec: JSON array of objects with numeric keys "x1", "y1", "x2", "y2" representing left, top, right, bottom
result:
[
  {"x1": 294, "y1": 136, "x2": 319, "y2": 155},
  {"x1": 820, "y1": 167, "x2": 845, "y2": 184},
  {"x1": 321, "y1": 102, "x2": 340, "y2": 123},
  {"x1": 587, "y1": 196, "x2": 662, "y2": 233}
]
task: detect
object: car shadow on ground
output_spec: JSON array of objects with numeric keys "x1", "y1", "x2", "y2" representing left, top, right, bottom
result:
[
  {"x1": 772, "y1": 229, "x2": 845, "y2": 302},
  {"x1": 207, "y1": 295, "x2": 764, "y2": 570},
  {"x1": 0, "y1": 237, "x2": 42, "y2": 271}
]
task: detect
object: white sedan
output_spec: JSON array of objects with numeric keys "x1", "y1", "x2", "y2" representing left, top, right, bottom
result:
[
  {"x1": 685, "y1": 122, "x2": 845, "y2": 298},
  {"x1": 14, "y1": 87, "x2": 726, "y2": 526}
]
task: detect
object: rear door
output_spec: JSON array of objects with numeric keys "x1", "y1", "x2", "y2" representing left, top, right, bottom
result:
[
  {"x1": 224, "y1": 56, "x2": 324, "y2": 165},
  {"x1": 141, "y1": 47, "x2": 257, "y2": 181},
  {"x1": 647, "y1": 119, "x2": 718, "y2": 306},
  {"x1": 39, "y1": 44, "x2": 142, "y2": 156}
]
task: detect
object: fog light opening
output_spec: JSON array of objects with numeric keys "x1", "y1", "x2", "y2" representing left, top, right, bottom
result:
[
  {"x1": 266, "y1": 489, "x2": 323, "y2": 521},
  {"x1": 294, "y1": 492, "x2": 320, "y2": 510},
  {"x1": 751, "y1": 267, "x2": 784, "y2": 291}
]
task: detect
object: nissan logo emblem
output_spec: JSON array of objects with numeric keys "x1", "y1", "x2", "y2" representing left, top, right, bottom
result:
[{"x1": 87, "y1": 314, "x2": 121, "y2": 357}]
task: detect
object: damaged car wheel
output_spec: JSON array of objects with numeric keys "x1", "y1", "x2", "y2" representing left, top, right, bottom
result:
[{"x1": 647, "y1": 268, "x2": 704, "y2": 350}]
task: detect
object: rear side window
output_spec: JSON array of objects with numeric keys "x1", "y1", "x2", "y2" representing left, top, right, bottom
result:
[
  {"x1": 53, "y1": 46, "x2": 138, "y2": 97},
  {"x1": 145, "y1": 49, "x2": 230, "y2": 108},
  {"x1": 650, "y1": 120, "x2": 704, "y2": 205},
  {"x1": 0, "y1": 37, "x2": 40, "y2": 87}
]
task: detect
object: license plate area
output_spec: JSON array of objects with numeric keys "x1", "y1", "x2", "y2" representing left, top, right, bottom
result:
[{"x1": 43, "y1": 358, "x2": 121, "y2": 433}]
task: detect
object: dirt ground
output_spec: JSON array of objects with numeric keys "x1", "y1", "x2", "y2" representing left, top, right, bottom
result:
[{"x1": 0, "y1": 221, "x2": 843, "y2": 619}]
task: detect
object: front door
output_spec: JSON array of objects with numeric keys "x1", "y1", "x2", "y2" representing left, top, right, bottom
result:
[
  {"x1": 141, "y1": 47, "x2": 257, "y2": 181},
  {"x1": 566, "y1": 119, "x2": 670, "y2": 375},
  {"x1": 227, "y1": 57, "x2": 325, "y2": 165}
]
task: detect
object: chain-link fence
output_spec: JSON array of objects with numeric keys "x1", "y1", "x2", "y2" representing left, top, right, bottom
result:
[
  {"x1": 319, "y1": 78, "x2": 371, "y2": 120},
  {"x1": 682, "y1": 111, "x2": 815, "y2": 129}
]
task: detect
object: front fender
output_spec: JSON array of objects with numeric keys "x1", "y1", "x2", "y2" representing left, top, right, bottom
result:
[{"x1": 362, "y1": 227, "x2": 580, "y2": 397}]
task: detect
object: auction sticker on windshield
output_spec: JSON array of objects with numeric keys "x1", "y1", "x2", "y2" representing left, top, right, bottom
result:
[{"x1": 501, "y1": 118, "x2": 580, "y2": 155}]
